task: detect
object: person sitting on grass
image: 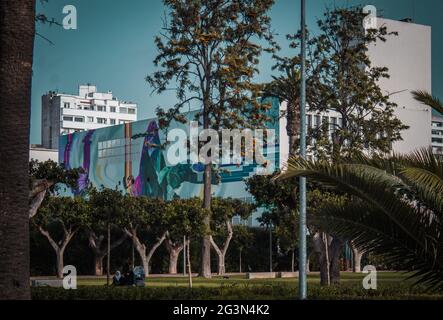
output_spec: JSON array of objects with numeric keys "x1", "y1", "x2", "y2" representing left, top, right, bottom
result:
[
  {"x1": 112, "y1": 270, "x2": 122, "y2": 286},
  {"x1": 122, "y1": 264, "x2": 134, "y2": 286}
]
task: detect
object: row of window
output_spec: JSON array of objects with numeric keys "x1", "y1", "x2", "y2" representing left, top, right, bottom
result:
[
  {"x1": 63, "y1": 102, "x2": 136, "y2": 114},
  {"x1": 62, "y1": 115, "x2": 130, "y2": 125}
]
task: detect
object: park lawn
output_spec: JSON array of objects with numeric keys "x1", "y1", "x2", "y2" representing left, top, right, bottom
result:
[
  {"x1": 76, "y1": 272, "x2": 411, "y2": 287},
  {"x1": 32, "y1": 272, "x2": 443, "y2": 300}
]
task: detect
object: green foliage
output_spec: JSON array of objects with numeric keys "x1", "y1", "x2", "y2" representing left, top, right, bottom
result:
[
  {"x1": 29, "y1": 159, "x2": 82, "y2": 193},
  {"x1": 166, "y1": 197, "x2": 208, "y2": 240},
  {"x1": 277, "y1": 148, "x2": 443, "y2": 291},
  {"x1": 211, "y1": 198, "x2": 253, "y2": 230},
  {"x1": 31, "y1": 280, "x2": 443, "y2": 300},
  {"x1": 118, "y1": 195, "x2": 167, "y2": 235},
  {"x1": 147, "y1": 0, "x2": 277, "y2": 131},
  {"x1": 281, "y1": 7, "x2": 406, "y2": 159},
  {"x1": 34, "y1": 196, "x2": 89, "y2": 235},
  {"x1": 88, "y1": 187, "x2": 124, "y2": 227}
]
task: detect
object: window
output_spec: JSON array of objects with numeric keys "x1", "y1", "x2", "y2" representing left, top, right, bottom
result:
[
  {"x1": 119, "y1": 120, "x2": 128, "y2": 124},
  {"x1": 87, "y1": 117, "x2": 94, "y2": 123},
  {"x1": 63, "y1": 102, "x2": 70, "y2": 109},
  {"x1": 119, "y1": 107, "x2": 128, "y2": 114},
  {"x1": 74, "y1": 117, "x2": 84, "y2": 123},
  {"x1": 110, "y1": 119, "x2": 116, "y2": 125},
  {"x1": 97, "y1": 118, "x2": 107, "y2": 124},
  {"x1": 63, "y1": 116, "x2": 73, "y2": 122},
  {"x1": 307, "y1": 115, "x2": 312, "y2": 128},
  {"x1": 128, "y1": 108, "x2": 136, "y2": 115},
  {"x1": 432, "y1": 138, "x2": 443, "y2": 144},
  {"x1": 110, "y1": 106, "x2": 116, "y2": 113},
  {"x1": 97, "y1": 105, "x2": 106, "y2": 112},
  {"x1": 314, "y1": 115, "x2": 321, "y2": 127}
]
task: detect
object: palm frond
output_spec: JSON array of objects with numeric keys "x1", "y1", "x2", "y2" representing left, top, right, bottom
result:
[
  {"x1": 412, "y1": 90, "x2": 443, "y2": 115},
  {"x1": 311, "y1": 200, "x2": 443, "y2": 291}
]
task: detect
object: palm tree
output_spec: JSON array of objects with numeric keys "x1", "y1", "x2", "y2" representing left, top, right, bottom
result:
[
  {"x1": 412, "y1": 90, "x2": 443, "y2": 115},
  {"x1": 0, "y1": 0, "x2": 36, "y2": 299},
  {"x1": 276, "y1": 148, "x2": 443, "y2": 290},
  {"x1": 263, "y1": 63, "x2": 301, "y2": 156}
]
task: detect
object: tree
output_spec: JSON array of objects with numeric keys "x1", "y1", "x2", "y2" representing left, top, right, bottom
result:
[
  {"x1": 0, "y1": 0, "x2": 35, "y2": 300},
  {"x1": 276, "y1": 148, "x2": 443, "y2": 291},
  {"x1": 29, "y1": 159, "x2": 81, "y2": 219},
  {"x1": 33, "y1": 196, "x2": 89, "y2": 278},
  {"x1": 147, "y1": 0, "x2": 276, "y2": 278},
  {"x1": 267, "y1": 6, "x2": 407, "y2": 285},
  {"x1": 210, "y1": 198, "x2": 253, "y2": 275},
  {"x1": 263, "y1": 58, "x2": 301, "y2": 156},
  {"x1": 119, "y1": 195, "x2": 168, "y2": 275},
  {"x1": 87, "y1": 188, "x2": 127, "y2": 276},
  {"x1": 231, "y1": 225, "x2": 253, "y2": 273},
  {"x1": 165, "y1": 198, "x2": 207, "y2": 279},
  {"x1": 303, "y1": 7, "x2": 407, "y2": 160}
]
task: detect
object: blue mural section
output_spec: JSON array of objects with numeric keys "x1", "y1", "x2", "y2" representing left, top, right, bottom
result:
[{"x1": 59, "y1": 98, "x2": 281, "y2": 201}]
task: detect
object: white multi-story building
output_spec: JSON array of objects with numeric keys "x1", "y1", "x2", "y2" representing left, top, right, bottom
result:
[
  {"x1": 41, "y1": 84, "x2": 137, "y2": 149},
  {"x1": 432, "y1": 113, "x2": 443, "y2": 155},
  {"x1": 368, "y1": 18, "x2": 432, "y2": 155},
  {"x1": 278, "y1": 18, "x2": 433, "y2": 166}
]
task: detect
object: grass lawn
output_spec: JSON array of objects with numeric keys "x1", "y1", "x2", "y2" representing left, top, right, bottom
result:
[
  {"x1": 31, "y1": 272, "x2": 443, "y2": 300},
  {"x1": 76, "y1": 272, "x2": 407, "y2": 287}
]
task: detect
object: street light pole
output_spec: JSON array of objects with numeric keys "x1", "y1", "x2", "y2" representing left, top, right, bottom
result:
[{"x1": 299, "y1": 0, "x2": 308, "y2": 300}]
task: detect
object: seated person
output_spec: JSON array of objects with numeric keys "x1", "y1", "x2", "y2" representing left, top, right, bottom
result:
[
  {"x1": 122, "y1": 264, "x2": 134, "y2": 286},
  {"x1": 112, "y1": 271, "x2": 122, "y2": 286}
]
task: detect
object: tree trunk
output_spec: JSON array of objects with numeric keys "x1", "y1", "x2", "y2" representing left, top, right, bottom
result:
[
  {"x1": 88, "y1": 231, "x2": 127, "y2": 276},
  {"x1": 94, "y1": 254, "x2": 105, "y2": 276},
  {"x1": 56, "y1": 248, "x2": 65, "y2": 279},
  {"x1": 186, "y1": 239, "x2": 192, "y2": 288},
  {"x1": 306, "y1": 253, "x2": 311, "y2": 273},
  {"x1": 209, "y1": 220, "x2": 233, "y2": 276},
  {"x1": 329, "y1": 238, "x2": 343, "y2": 284},
  {"x1": 0, "y1": 0, "x2": 35, "y2": 300},
  {"x1": 291, "y1": 250, "x2": 295, "y2": 273},
  {"x1": 351, "y1": 242, "x2": 363, "y2": 273},
  {"x1": 286, "y1": 101, "x2": 301, "y2": 156},
  {"x1": 126, "y1": 228, "x2": 166, "y2": 276},
  {"x1": 38, "y1": 226, "x2": 75, "y2": 279},
  {"x1": 29, "y1": 180, "x2": 54, "y2": 219},
  {"x1": 164, "y1": 237, "x2": 184, "y2": 274},
  {"x1": 239, "y1": 248, "x2": 242, "y2": 273},
  {"x1": 200, "y1": 163, "x2": 212, "y2": 278},
  {"x1": 313, "y1": 232, "x2": 329, "y2": 286}
]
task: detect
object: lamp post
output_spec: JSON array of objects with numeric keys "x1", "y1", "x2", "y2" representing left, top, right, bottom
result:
[{"x1": 299, "y1": 0, "x2": 308, "y2": 300}]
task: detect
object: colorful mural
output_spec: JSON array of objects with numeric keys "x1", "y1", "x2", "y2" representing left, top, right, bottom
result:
[{"x1": 59, "y1": 98, "x2": 281, "y2": 201}]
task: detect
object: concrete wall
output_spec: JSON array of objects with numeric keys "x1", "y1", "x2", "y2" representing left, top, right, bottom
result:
[
  {"x1": 30, "y1": 147, "x2": 59, "y2": 162},
  {"x1": 368, "y1": 18, "x2": 432, "y2": 154}
]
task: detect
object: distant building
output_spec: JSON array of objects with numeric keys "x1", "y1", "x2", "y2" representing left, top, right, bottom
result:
[
  {"x1": 41, "y1": 84, "x2": 137, "y2": 149},
  {"x1": 432, "y1": 113, "x2": 443, "y2": 155},
  {"x1": 279, "y1": 18, "x2": 433, "y2": 165},
  {"x1": 30, "y1": 145, "x2": 58, "y2": 162},
  {"x1": 368, "y1": 18, "x2": 432, "y2": 154}
]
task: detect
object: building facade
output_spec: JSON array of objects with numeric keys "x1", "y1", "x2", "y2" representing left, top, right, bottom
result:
[
  {"x1": 432, "y1": 112, "x2": 443, "y2": 155},
  {"x1": 30, "y1": 145, "x2": 59, "y2": 162},
  {"x1": 41, "y1": 84, "x2": 137, "y2": 149},
  {"x1": 367, "y1": 18, "x2": 432, "y2": 154}
]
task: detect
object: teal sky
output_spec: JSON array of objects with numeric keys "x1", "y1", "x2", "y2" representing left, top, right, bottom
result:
[{"x1": 31, "y1": 0, "x2": 443, "y2": 144}]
